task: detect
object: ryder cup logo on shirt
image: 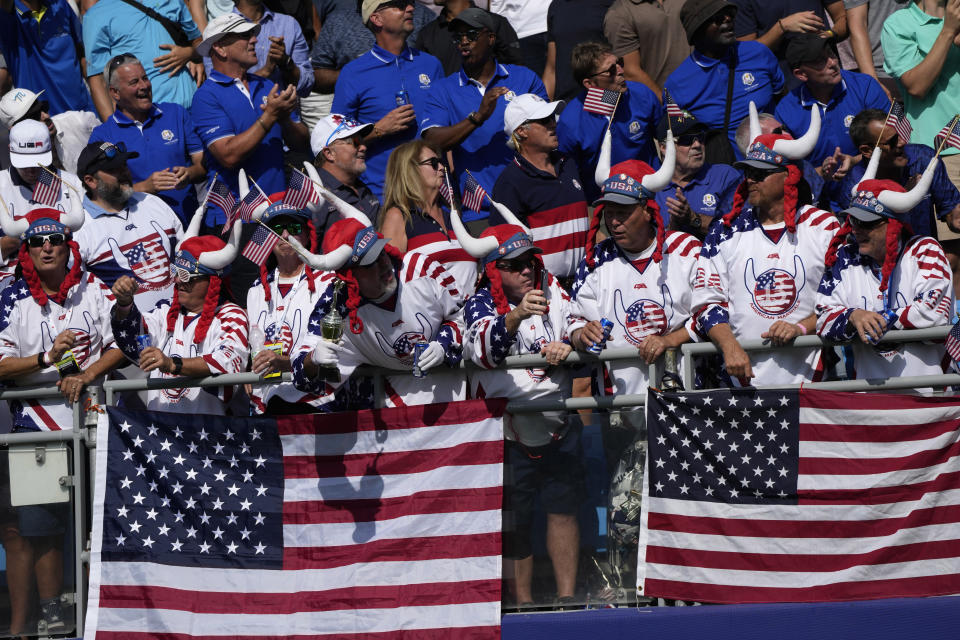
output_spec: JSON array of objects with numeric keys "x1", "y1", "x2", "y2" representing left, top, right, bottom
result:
[
  {"x1": 702, "y1": 193, "x2": 717, "y2": 208},
  {"x1": 629, "y1": 121, "x2": 641, "y2": 134},
  {"x1": 162, "y1": 129, "x2": 174, "y2": 141},
  {"x1": 504, "y1": 90, "x2": 516, "y2": 101},
  {"x1": 742, "y1": 72, "x2": 755, "y2": 86},
  {"x1": 419, "y1": 73, "x2": 431, "y2": 87},
  {"x1": 844, "y1": 114, "x2": 854, "y2": 128}
]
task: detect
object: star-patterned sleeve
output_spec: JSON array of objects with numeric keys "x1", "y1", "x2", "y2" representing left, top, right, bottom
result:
[
  {"x1": 112, "y1": 303, "x2": 151, "y2": 364},
  {"x1": 463, "y1": 288, "x2": 515, "y2": 369},
  {"x1": 815, "y1": 245, "x2": 858, "y2": 342},
  {"x1": 890, "y1": 238, "x2": 954, "y2": 330},
  {"x1": 427, "y1": 260, "x2": 465, "y2": 367},
  {"x1": 692, "y1": 221, "x2": 732, "y2": 336},
  {"x1": 0, "y1": 280, "x2": 29, "y2": 360}
]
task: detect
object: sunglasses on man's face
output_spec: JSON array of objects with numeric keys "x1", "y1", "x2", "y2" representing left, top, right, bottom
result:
[
  {"x1": 590, "y1": 58, "x2": 624, "y2": 78},
  {"x1": 417, "y1": 156, "x2": 443, "y2": 170},
  {"x1": 675, "y1": 132, "x2": 706, "y2": 147},
  {"x1": 495, "y1": 257, "x2": 537, "y2": 273},
  {"x1": 879, "y1": 132, "x2": 900, "y2": 148},
  {"x1": 270, "y1": 221, "x2": 304, "y2": 235},
  {"x1": 849, "y1": 215, "x2": 887, "y2": 230},
  {"x1": 27, "y1": 233, "x2": 66, "y2": 248},
  {"x1": 377, "y1": 0, "x2": 413, "y2": 11},
  {"x1": 451, "y1": 27, "x2": 488, "y2": 44},
  {"x1": 743, "y1": 166, "x2": 786, "y2": 182}
]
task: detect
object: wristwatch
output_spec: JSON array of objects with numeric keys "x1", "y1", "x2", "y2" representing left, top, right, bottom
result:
[
  {"x1": 171, "y1": 356, "x2": 183, "y2": 376},
  {"x1": 467, "y1": 111, "x2": 483, "y2": 126}
]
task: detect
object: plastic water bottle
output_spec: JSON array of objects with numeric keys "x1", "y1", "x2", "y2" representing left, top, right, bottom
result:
[{"x1": 249, "y1": 325, "x2": 265, "y2": 359}]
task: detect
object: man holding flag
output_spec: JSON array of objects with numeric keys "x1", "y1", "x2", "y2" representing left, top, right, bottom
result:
[
  {"x1": 420, "y1": 7, "x2": 548, "y2": 221},
  {"x1": 557, "y1": 41, "x2": 662, "y2": 201}
]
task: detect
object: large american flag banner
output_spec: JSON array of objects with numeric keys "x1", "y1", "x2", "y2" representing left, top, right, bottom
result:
[
  {"x1": 86, "y1": 401, "x2": 504, "y2": 639},
  {"x1": 32, "y1": 168, "x2": 62, "y2": 207},
  {"x1": 639, "y1": 388, "x2": 960, "y2": 604},
  {"x1": 583, "y1": 88, "x2": 620, "y2": 117}
]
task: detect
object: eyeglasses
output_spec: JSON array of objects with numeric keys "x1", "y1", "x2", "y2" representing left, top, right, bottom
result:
[
  {"x1": 878, "y1": 132, "x2": 899, "y2": 148},
  {"x1": 325, "y1": 117, "x2": 363, "y2": 147},
  {"x1": 743, "y1": 166, "x2": 786, "y2": 182},
  {"x1": 417, "y1": 156, "x2": 443, "y2": 170},
  {"x1": 523, "y1": 115, "x2": 556, "y2": 128},
  {"x1": 451, "y1": 27, "x2": 488, "y2": 44},
  {"x1": 495, "y1": 256, "x2": 537, "y2": 272},
  {"x1": 590, "y1": 58, "x2": 624, "y2": 78},
  {"x1": 377, "y1": 0, "x2": 413, "y2": 11},
  {"x1": 27, "y1": 233, "x2": 66, "y2": 248},
  {"x1": 173, "y1": 268, "x2": 209, "y2": 284},
  {"x1": 270, "y1": 221, "x2": 304, "y2": 235},
  {"x1": 849, "y1": 215, "x2": 887, "y2": 230},
  {"x1": 675, "y1": 132, "x2": 706, "y2": 146}
]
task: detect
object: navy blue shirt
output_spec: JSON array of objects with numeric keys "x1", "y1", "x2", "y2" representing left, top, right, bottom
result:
[
  {"x1": 557, "y1": 81, "x2": 662, "y2": 201},
  {"x1": 653, "y1": 162, "x2": 742, "y2": 230},
  {"x1": 0, "y1": 0, "x2": 94, "y2": 114},
  {"x1": 664, "y1": 42, "x2": 784, "y2": 159},
  {"x1": 90, "y1": 102, "x2": 202, "y2": 226},
  {"x1": 837, "y1": 144, "x2": 960, "y2": 237},
  {"x1": 774, "y1": 70, "x2": 889, "y2": 167},
  {"x1": 331, "y1": 45, "x2": 445, "y2": 202},
  {"x1": 420, "y1": 62, "x2": 548, "y2": 221},
  {"x1": 191, "y1": 71, "x2": 297, "y2": 224}
]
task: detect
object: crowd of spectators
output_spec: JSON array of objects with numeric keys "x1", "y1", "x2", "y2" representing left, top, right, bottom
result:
[{"x1": 2, "y1": 0, "x2": 960, "y2": 628}]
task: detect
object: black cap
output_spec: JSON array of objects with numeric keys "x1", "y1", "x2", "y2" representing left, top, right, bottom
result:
[
  {"x1": 680, "y1": 0, "x2": 737, "y2": 44},
  {"x1": 785, "y1": 33, "x2": 834, "y2": 69},
  {"x1": 449, "y1": 7, "x2": 496, "y2": 32},
  {"x1": 656, "y1": 111, "x2": 707, "y2": 140},
  {"x1": 76, "y1": 141, "x2": 139, "y2": 177}
]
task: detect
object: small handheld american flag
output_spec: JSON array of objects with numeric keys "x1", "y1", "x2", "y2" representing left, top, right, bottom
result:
[
  {"x1": 32, "y1": 169, "x2": 62, "y2": 207},
  {"x1": 206, "y1": 177, "x2": 236, "y2": 215},
  {"x1": 237, "y1": 183, "x2": 269, "y2": 223},
  {"x1": 664, "y1": 89, "x2": 684, "y2": 120},
  {"x1": 583, "y1": 88, "x2": 620, "y2": 117},
  {"x1": 935, "y1": 115, "x2": 960, "y2": 153},
  {"x1": 461, "y1": 173, "x2": 488, "y2": 213},
  {"x1": 946, "y1": 318, "x2": 960, "y2": 366},
  {"x1": 284, "y1": 169, "x2": 319, "y2": 210},
  {"x1": 241, "y1": 224, "x2": 282, "y2": 266},
  {"x1": 885, "y1": 102, "x2": 912, "y2": 144}
]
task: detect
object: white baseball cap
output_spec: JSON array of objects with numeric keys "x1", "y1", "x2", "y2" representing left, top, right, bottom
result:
[
  {"x1": 8, "y1": 119, "x2": 52, "y2": 169},
  {"x1": 196, "y1": 14, "x2": 261, "y2": 57},
  {"x1": 0, "y1": 88, "x2": 45, "y2": 129},
  {"x1": 503, "y1": 94, "x2": 563, "y2": 138},
  {"x1": 310, "y1": 114, "x2": 373, "y2": 158}
]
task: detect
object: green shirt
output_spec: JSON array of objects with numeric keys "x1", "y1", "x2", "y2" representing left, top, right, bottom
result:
[{"x1": 882, "y1": 2, "x2": 960, "y2": 155}]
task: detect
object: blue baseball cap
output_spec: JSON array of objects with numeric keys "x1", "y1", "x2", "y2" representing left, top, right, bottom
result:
[{"x1": 592, "y1": 173, "x2": 653, "y2": 207}]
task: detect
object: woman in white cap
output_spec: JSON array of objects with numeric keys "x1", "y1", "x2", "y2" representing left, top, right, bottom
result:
[{"x1": 110, "y1": 209, "x2": 248, "y2": 415}]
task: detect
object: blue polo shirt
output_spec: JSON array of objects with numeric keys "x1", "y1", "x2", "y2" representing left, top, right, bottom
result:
[
  {"x1": 836, "y1": 144, "x2": 960, "y2": 237},
  {"x1": 331, "y1": 45, "x2": 444, "y2": 202},
  {"x1": 653, "y1": 162, "x2": 742, "y2": 229},
  {"x1": 83, "y1": 0, "x2": 201, "y2": 109},
  {"x1": 90, "y1": 102, "x2": 202, "y2": 226},
  {"x1": 420, "y1": 62, "x2": 547, "y2": 221},
  {"x1": 191, "y1": 71, "x2": 297, "y2": 224},
  {"x1": 557, "y1": 80, "x2": 662, "y2": 201},
  {"x1": 0, "y1": 0, "x2": 94, "y2": 114},
  {"x1": 664, "y1": 41, "x2": 784, "y2": 159},
  {"x1": 774, "y1": 70, "x2": 889, "y2": 167}
]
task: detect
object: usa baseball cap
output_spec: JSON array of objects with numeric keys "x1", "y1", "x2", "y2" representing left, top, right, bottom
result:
[
  {"x1": 8, "y1": 119, "x2": 52, "y2": 169},
  {"x1": 592, "y1": 172, "x2": 650, "y2": 207}
]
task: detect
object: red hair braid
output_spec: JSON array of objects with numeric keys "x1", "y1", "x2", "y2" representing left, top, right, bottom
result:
[
  {"x1": 584, "y1": 204, "x2": 605, "y2": 269},
  {"x1": 782, "y1": 165, "x2": 802, "y2": 234},
  {"x1": 824, "y1": 221, "x2": 852, "y2": 269},
  {"x1": 260, "y1": 263, "x2": 272, "y2": 302},
  {"x1": 305, "y1": 220, "x2": 318, "y2": 295},
  {"x1": 722, "y1": 180, "x2": 750, "y2": 229},
  {"x1": 879, "y1": 220, "x2": 906, "y2": 294},
  {"x1": 166, "y1": 289, "x2": 180, "y2": 333},
  {"x1": 343, "y1": 272, "x2": 364, "y2": 334},
  {"x1": 650, "y1": 206, "x2": 665, "y2": 263},
  {"x1": 485, "y1": 263, "x2": 511, "y2": 314},
  {"x1": 193, "y1": 276, "x2": 221, "y2": 344}
]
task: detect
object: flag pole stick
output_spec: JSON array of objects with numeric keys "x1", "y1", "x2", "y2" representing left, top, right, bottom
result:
[
  {"x1": 875, "y1": 101, "x2": 896, "y2": 148},
  {"x1": 37, "y1": 164, "x2": 83, "y2": 198},
  {"x1": 198, "y1": 171, "x2": 219, "y2": 213},
  {"x1": 935, "y1": 114, "x2": 960, "y2": 157}
]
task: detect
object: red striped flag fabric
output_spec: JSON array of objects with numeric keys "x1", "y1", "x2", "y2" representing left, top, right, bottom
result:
[
  {"x1": 885, "y1": 101, "x2": 912, "y2": 144},
  {"x1": 32, "y1": 169, "x2": 62, "y2": 207},
  {"x1": 664, "y1": 89, "x2": 683, "y2": 120},
  {"x1": 583, "y1": 87, "x2": 620, "y2": 117},
  {"x1": 85, "y1": 400, "x2": 504, "y2": 639},
  {"x1": 640, "y1": 388, "x2": 960, "y2": 604},
  {"x1": 946, "y1": 319, "x2": 960, "y2": 365},
  {"x1": 935, "y1": 116, "x2": 960, "y2": 152},
  {"x1": 241, "y1": 224, "x2": 282, "y2": 266},
  {"x1": 284, "y1": 169, "x2": 320, "y2": 210},
  {"x1": 206, "y1": 177, "x2": 236, "y2": 216},
  {"x1": 462, "y1": 173, "x2": 488, "y2": 213}
]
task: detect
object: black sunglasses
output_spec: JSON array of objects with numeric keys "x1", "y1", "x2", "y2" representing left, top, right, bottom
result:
[
  {"x1": 270, "y1": 221, "x2": 304, "y2": 235},
  {"x1": 743, "y1": 166, "x2": 786, "y2": 182},
  {"x1": 710, "y1": 8, "x2": 736, "y2": 24},
  {"x1": 879, "y1": 132, "x2": 899, "y2": 148},
  {"x1": 590, "y1": 58, "x2": 624, "y2": 78},
  {"x1": 849, "y1": 215, "x2": 887, "y2": 230},
  {"x1": 451, "y1": 27, "x2": 488, "y2": 44},
  {"x1": 495, "y1": 256, "x2": 537, "y2": 272},
  {"x1": 675, "y1": 132, "x2": 706, "y2": 146},
  {"x1": 28, "y1": 233, "x2": 67, "y2": 248},
  {"x1": 377, "y1": 0, "x2": 413, "y2": 10},
  {"x1": 417, "y1": 156, "x2": 443, "y2": 170}
]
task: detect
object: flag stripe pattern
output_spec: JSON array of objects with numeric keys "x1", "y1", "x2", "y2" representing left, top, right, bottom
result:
[
  {"x1": 583, "y1": 87, "x2": 620, "y2": 116},
  {"x1": 206, "y1": 178, "x2": 236, "y2": 215},
  {"x1": 86, "y1": 401, "x2": 504, "y2": 638},
  {"x1": 664, "y1": 89, "x2": 683, "y2": 119},
  {"x1": 639, "y1": 388, "x2": 960, "y2": 604},
  {"x1": 935, "y1": 117, "x2": 960, "y2": 152},
  {"x1": 241, "y1": 225, "x2": 281, "y2": 266},
  {"x1": 946, "y1": 319, "x2": 960, "y2": 364},
  {"x1": 237, "y1": 185, "x2": 269, "y2": 223},
  {"x1": 284, "y1": 169, "x2": 320, "y2": 210},
  {"x1": 462, "y1": 174, "x2": 488, "y2": 213},
  {"x1": 32, "y1": 169, "x2": 61, "y2": 207},
  {"x1": 885, "y1": 102, "x2": 912, "y2": 143}
]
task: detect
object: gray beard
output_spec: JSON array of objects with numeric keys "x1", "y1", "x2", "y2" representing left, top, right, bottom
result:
[{"x1": 97, "y1": 181, "x2": 133, "y2": 210}]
